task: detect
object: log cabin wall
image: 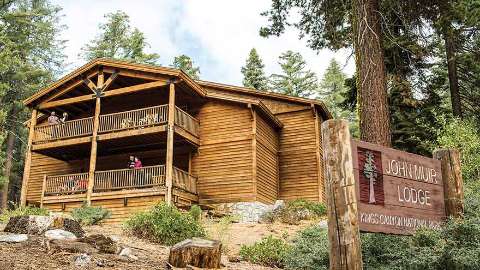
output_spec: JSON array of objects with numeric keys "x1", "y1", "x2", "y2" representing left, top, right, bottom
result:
[
  {"x1": 255, "y1": 111, "x2": 280, "y2": 204},
  {"x1": 192, "y1": 100, "x2": 255, "y2": 204}
]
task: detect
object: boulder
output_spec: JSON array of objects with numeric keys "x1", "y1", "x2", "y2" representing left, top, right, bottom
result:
[
  {"x1": 45, "y1": 229, "x2": 77, "y2": 241},
  {"x1": 168, "y1": 238, "x2": 222, "y2": 269},
  {"x1": 0, "y1": 233, "x2": 28, "y2": 243},
  {"x1": 4, "y1": 216, "x2": 52, "y2": 235},
  {"x1": 80, "y1": 234, "x2": 118, "y2": 254}
]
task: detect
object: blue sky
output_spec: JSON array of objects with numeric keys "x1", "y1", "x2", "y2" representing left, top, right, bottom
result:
[{"x1": 53, "y1": 0, "x2": 354, "y2": 86}]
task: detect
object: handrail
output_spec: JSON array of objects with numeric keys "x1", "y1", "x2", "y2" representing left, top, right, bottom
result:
[
  {"x1": 44, "y1": 172, "x2": 89, "y2": 195},
  {"x1": 173, "y1": 166, "x2": 197, "y2": 194},
  {"x1": 99, "y1": 105, "x2": 168, "y2": 133},
  {"x1": 174, "y1": 106, "x2": 200, "y2": 137},
  {"x1": 34, "y1": 117, "x2": 93, "y2": 142},
  {"x1": 93, "y1": 165, "x2": 166, "y2": 192}
]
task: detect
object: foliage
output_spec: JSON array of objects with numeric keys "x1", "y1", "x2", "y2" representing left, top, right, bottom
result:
[
  {"x1": 207, "y1": 215, "x2": 237, "y2": 253},
  {"x1": 269, "y1": 50, "x2": 318, "y2": 98},
  {"x1": 188, "y1": 204, "x2": 202, "y2": 222},
  {"x1": 239, "y1": 235, "x2": 290, "y2": 267},
  {"x1": 284, "y1": 225, "x2": 329, "y2": 270},
  {"x1": 0, "y1": 206, "x2": 48, "y2": 223},
  {"x1": 71, "y1": 204, "x2": 111, "y2": 226},
  {"x1": 262, "y1": 199, "x2": 326, "y2": 225},
  {"x1": 171, "y1": 54, "x2": 200, "y2": 79},
  {"x1": 80, "y1": 10, "x2": 159, "y2": 64},
  {"x1": 124, "y1": 202, "x2": 205, "y2": 246},
  {"x1": 241, "y1": 48, "x2": 268, "y2": 91},
  {"x1": 436, "y1": 118, "x2": 480, "y2": 182}
]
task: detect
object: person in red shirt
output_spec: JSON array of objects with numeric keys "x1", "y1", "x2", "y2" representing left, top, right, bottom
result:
[{"x1": 134, "y1": 157, "x2": 143, "y2": 168}]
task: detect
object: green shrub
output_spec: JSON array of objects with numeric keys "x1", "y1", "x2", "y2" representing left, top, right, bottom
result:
[
  {"x1": 262, "y1": 199, "x2": 327, "y2": 225},
  {"x1": 71, "y1": 204, "x2": 111, "y2": 225},
  {"x1": 0, "y1": 206, "x2": 49, "y2": 223},
  {"x1": 188, "y1": 205, "x2": 202, "y2": 221},
  {"x1": 124, "y1": 202, "x2": 205, "y2": 245},
  {"x1": 240, "y1": 235, "x2": 290, "y2": 267},
  {"x1": 284, "y1": 225, "x2": 329, "y2": 270}
]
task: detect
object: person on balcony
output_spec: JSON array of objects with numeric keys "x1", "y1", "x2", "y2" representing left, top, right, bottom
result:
[
  {"x1": 48, "y1": 111, "x2": 60, "y2": 125},
  {"x1": 134, "y1": 157, "x2": 143, "y2": 168},
  {"x1": 128, "y1": 156, "x2": 135, "y2": 169},
  {"x1": 60, "y1": 112, "x2": 68, "y2": 124}
]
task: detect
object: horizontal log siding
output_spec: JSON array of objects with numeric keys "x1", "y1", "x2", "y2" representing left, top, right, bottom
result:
[
  {"x1": 277, "y1": 110, "x2": 320, "y2": 201},
  {"x1": 193, "y1": 101, "x2": 254, "y2": 203},
  {"x1": 27, "y1": 153, "x2": 84, "y2": 203},
  {"x1": 91, "y1": 196, "x2": 164, "y2": 224},
  {"x1": 255, "y1": 114, "x2": 279, "y2": 204}
]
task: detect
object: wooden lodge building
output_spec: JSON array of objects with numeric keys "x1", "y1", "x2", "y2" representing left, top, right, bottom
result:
[{"x1": 20, "y1": 59, "x2": 332, "y2": 223}]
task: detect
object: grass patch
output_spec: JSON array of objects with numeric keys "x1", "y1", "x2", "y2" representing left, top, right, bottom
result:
[
  {"x1": 240, "y1": 235, "x2": 290, "y2": 267},
  {"x1": 71, "y1": 204, "x2": 111, "y2": 225},
  {"x1": 0, "y1": 206, "x2": 49, "y2": 223},
  {"x1": 124, "y1": 202, "x2": 205, "y2": 246}
]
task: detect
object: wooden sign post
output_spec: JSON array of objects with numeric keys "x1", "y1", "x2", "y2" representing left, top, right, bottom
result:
[
  {"x1": 321, "y1": 119, "x2": 464, "y2": 270},
  {"x1": 321, "y1": 119, "x2": 363, "y2": 270}
]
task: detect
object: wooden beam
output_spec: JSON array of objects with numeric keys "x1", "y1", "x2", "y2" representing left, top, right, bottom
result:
[
  {"x1": 20, "y1": 109, "x2": 38, "y2": 206},
  {"x1": 43, "y1": 71, "x2": 98, "y2": 104},
  {"x1": 433, "y1": 149, "x2": 464, "y2": 218},
  {"x1": 86, "y1": 96, "x2": 101, "y2": 205},
  {"x1": 40, "y1": 175, "x2": 47, "y2": 208},
  {"x1": 102, "y1": 71, "x2": 118, "y2": 91},
  {"x1": 97, "y1": 125, "x2": 167, "y2": 141},
  {"x1": 32, "y1": 136, "x2": 92, "y2": 150},
  {"x1": 165, "y1": 83, "x2": 176, "y2": 205},
  {"x1": 313, "y1": 108, "x2": 324, "y2": 202},
  {"x1": 83, "y1": 77, "x2": 97, "y2": 93},
  {"x1": 39, "y1": 94, "x2": 94, "y2": 109},
  {"x1": 103, "y1": 80, "x2": 168, "y2": 98},
  {"x1": 174, "y1": 127, "x2": 200, "y2": 146},
  {"x1": 321, "y1": 119, "x2": 363, "y2": 270}
]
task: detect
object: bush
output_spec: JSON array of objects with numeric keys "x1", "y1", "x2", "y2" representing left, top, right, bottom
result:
[
  {"x1": 262, "y1": 199, "x2": 327, "y2": 225},
  {"x1": 124, "y1": 202, "x2": 205, "y2": 245},
  {"x1": 71, "y1": 204, "x2": 111, "y2": 225},
  {"x1": 0, "y1": 206, "x2": 49, "y2": 223},
  {"x1": 240, "y1": 235, "x2": 290, "y2": 267},
  {"x1": 284, "y1": 225, "x2": 329, "y2": 270},
  {"x1": 188, "y1": 205, "x2": 202, "y2": 221}
]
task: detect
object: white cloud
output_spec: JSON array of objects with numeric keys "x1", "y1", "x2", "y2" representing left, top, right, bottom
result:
[{"x1": 53, "y1": 0, "x2": 354, "y2": 85}]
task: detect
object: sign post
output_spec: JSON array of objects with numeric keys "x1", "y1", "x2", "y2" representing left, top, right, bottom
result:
[{"x1": 321, "y1": 119, "x2": 363, "y2": 270}]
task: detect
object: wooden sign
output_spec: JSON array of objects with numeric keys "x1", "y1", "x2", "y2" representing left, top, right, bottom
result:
[{"x1": 351, "y1": 140, "x2": 446, "y2": 235}]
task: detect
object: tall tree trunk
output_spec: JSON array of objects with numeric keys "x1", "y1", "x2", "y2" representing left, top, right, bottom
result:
[
  {"x1": 443, "y1": 26, "x2": 462, "y2": 118},
  {"x1": 352, "y1": 0, "x2": 391, "y2": 147},
  {"x1": 1, "y1": 127, "x2": 16, "y2": 209}
]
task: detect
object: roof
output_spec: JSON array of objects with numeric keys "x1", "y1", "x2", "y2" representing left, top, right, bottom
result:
[{"x1": 24, "y1": 58, "x2": 332, "y2": 120}]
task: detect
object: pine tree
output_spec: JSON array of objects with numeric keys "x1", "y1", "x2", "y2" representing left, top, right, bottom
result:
[
  {"x1": 80, "y1": 10, "x2": 159, "y2": 64},
  {"x1": 318, "y1": 59, "x2": 359, "y2": 137},
  {"x1": 0, "y1": 0, "x2": 66, "y2": 207},
  {"x1": 171, "y1": 54, "x2": 200, "y2": 79},
  {"x1": 241, "y1": 48, "x2": 268, "y2": 91},
  {"x1": 270, "y1": 51, "x2": 318, "y2": 98}
]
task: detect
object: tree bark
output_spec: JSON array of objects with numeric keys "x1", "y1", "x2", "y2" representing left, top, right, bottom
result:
[
  {"x1": 443, "y1": 26, "x2": 462, "y2": 118},
  {"x1": 168, "y1": 238, "x2": 222, "y2": 268},
  {"x1": 352, "y1": 0, "x2": 391, "y2": 146}
]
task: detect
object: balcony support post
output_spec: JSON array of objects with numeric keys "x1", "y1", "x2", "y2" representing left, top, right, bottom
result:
[
  {"x1": 86, "y1": 70, "x2": 104, "y2": 205},
  {"x1": 165, "y1": 82, "x2": 175, "y2": 205},
  {"x1": 40, "y1": 175, "x2": 47, "y2": 208},
  {"x1": 20, "y1": 108, "x2": 38, "y2": 206}
]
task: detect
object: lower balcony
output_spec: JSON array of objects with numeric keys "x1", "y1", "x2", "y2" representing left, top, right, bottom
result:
[{"x1": 41, "y1": 165, "x2": 197, "y2": 205}]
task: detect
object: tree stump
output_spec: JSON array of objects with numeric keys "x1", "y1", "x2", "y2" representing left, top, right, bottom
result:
[{"x1": 168, "y1": 238, "x2": 221, "y2": 268}]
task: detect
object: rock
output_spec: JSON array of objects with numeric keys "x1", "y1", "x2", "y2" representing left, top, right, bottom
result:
[
  {"x1": 0, "y1": 233, "x2": 28, "y2": 243},
  {"x1": 273, "y1": 200, "x2": 285, "y2": 211},
  {"x1": 80, "y1": 234, "x2": 118, "y2": 254},
  {"x1": 74, "y1": 253, "x2": 91, "y2": 267},
  {"x1": 45, "y1": 229, "x2": 77, "y2": 240},
  {"x1": 61, "y1": 219, "x2": 85, "y2": 237},
  {"x1": 47, "y1": 239, "x2": 97, "y2": 254},
  {"x1": 119, "y1": 247, "x2": 138, "y2": 260},
  {"x1": 4, "y1": 216, "x2": 53, "y2": 235},
  {"x1": 168, "y1": 238, "x2": 222, "y2": 268}
]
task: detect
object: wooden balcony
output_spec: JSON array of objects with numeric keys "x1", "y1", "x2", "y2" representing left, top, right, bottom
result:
[
  {"x1": 41, "y1": 165, "x2": 198, "y2": 201},
  {"x1": 32, "y1": 105, "x2": 200, "y2": 147}
]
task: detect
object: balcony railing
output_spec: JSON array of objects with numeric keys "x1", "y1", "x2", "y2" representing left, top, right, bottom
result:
[
  {"x1": 44, "y1": 172, "x2": 89, "y2": 196},
  {"x1": 99, "y1": 105, "x2": 168, "y2": 133},
  {"x1": 34, "y1": 117, "x2": 93, "y2": 143},
  {"x1": 173, "y1": 167, "x2": 197, "y2": 194},
  {"x1": 175, "y1": 106, "x2": 199, "y2": 136},
  {"x1": 93, "y1": 165, "x2": 166, "y2": 192}
]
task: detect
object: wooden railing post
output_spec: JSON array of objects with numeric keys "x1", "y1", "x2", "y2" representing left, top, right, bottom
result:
[
  {"x1": 321, "y1": 119, "x2": 363, "y2": 270},
  {"x1": 433, "y1": 149, "x2": 464, "y2": 218},
  {"x1": 86, "y1": 72, "x2": 103, "y2": 205},
  {"x1": 20, "y1": 108, "x2": 38, "y2": 206},
  {"x1": 40, "y1": 175, "x2": 47, "y2": 208},
  {"x1": 165, "y1": 82, "x2": 176, "y2": 205}
]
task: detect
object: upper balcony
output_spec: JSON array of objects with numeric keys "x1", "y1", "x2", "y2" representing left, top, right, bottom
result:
[{"x1": 32, "y1": 104, "x2": 199, "y2": 151}]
